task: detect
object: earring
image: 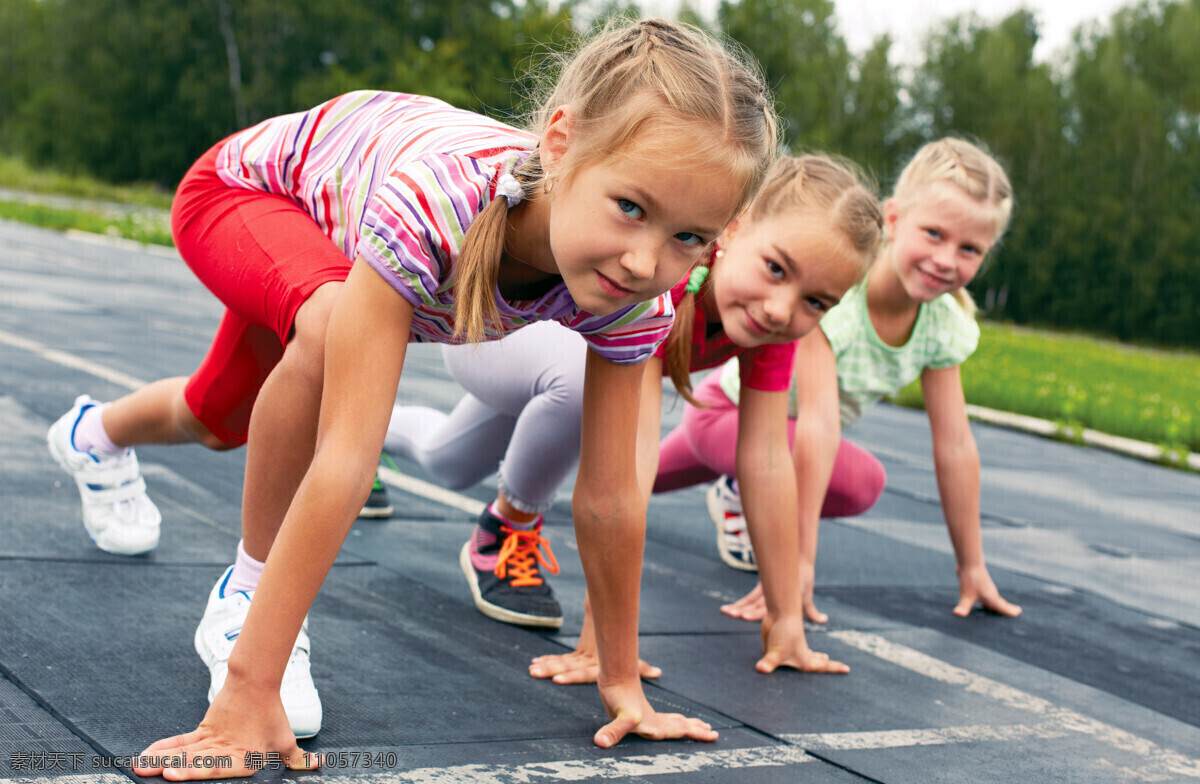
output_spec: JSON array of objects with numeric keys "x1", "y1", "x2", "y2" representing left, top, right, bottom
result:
[
  {"x1": 714, "y1": 248, "x2": 725, "y2": 260},
  {"x1": 543, "y1": 178, "x2": 554, "y2": 195}
]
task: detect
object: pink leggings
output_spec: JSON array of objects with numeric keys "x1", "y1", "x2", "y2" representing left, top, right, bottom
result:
[{"x1": 654, "y1": 372, "x2": 886, "y2": 518}]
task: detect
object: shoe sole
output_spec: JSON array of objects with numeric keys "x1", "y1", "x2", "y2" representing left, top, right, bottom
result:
[
  {"x1": 46, "y1": 423, "x2": 158, "y2": 556},
  {"x1": 193, "y1": 611, "x2": 321, "y2": 740},
  {"x1": 459, "y1": 541, "x2": 563, "y2": 630},
  {"x1": 357, "y1": 504, "x2": 394, "y2": 518},
  {"x1": 706, "y1": 486, "x2": 758, "y2": 573}
]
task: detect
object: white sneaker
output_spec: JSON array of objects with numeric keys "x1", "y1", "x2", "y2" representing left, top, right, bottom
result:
[
  {"x1": 194, "y1": 566, "x2": 323, "y2": 739},
  {"x1": 47, "y1": 395, "x2": 161, "y2": 555},
  {"x1": 707, "y1": 476, "x2": 758, "y2": 572}
]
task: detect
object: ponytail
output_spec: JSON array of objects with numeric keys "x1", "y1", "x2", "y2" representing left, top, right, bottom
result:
[
  {"x1": 951, "y1": 287, "x2": 978, "y2": 319},
  {"x1": 664, "y1": 285, "x2": 702, "y2": 405},
  {"x1": 453, "y1": 195, "x2": 511, "y2": 343}
]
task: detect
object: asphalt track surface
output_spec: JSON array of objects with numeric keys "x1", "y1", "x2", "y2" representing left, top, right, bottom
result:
[{"x1": 1, "y1": 219, "x2": 1198, "y2": 783}]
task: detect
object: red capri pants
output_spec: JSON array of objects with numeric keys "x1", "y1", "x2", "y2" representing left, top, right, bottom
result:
[{"x1": 172, "y1": 140, "x2": 352, "y2": 446}]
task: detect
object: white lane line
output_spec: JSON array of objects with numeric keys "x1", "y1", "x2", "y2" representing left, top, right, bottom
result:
[
  {"x1": 828, "y1": 631, "x2": 1200, "y2": 781},
  {"x1": 377, "y1": 464, "x2": 485, "y2": 516},
  {"x1": 786, "y1": 721, "x2": 1069, "y2": 750},
  {"x1": 313, "y1": 746, "x2": 814, "y2": 784},
  {"x1": 0, "y1": 328, "x2": 145, "y2": 391}
]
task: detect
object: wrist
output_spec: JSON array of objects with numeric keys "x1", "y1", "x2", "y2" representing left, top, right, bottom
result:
[
  {"x1": 225, "y1": 651, "x2": 284, "y2": 693},
  {"x1": 955, "y1": 557, "x2": 987, "y2": 573}
]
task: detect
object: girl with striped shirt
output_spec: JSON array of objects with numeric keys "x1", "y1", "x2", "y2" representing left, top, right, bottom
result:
[{"x1": 54, "y1": 19, "x2": 779, "y2": 779}]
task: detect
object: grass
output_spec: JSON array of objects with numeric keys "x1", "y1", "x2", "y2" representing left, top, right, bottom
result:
[
  {"x1": 1, "y1": 156, "x2": 1196, "y2": 466},
  {"x1": 892, "y1": 321, "x2": 1200, "y2": 459},
  {"x1": 0, "y1": 155, "x2": 173, "y2": 209},
  {"x1": 0, "y1": 200, "x2": 173, "y2": 246}
]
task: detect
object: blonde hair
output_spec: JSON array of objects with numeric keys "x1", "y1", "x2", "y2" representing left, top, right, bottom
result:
[
  {"x1": 454, "y1": 18, "x2": 779, "y2": 342},
  {"x1": 891, "y1": 137, "x2": 1013, "y2": 318},
  {"x1": 665, "y1": 154, "x2": 883, "y2": 403}
]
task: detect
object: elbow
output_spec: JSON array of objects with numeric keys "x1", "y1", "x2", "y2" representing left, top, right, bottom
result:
[
  {"x1": 572, "y1": 486, "x2": 643, "y2": 532},
  {"x1": 793, "y1": 414, "x2": 841, "y2": 456},
  {"x1": 934, "y1": 435, "x2": 979, "y2": 469}
]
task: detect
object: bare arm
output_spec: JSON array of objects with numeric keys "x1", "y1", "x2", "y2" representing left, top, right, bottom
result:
[
  {"x1": 136, "y1": 259, "x2": 412, "y2": 779},
  {"x1": 529, "y1": 359, "x2": 664, "y2": 685},
  {"x1": 922, "y1": 365, "x2": 1021, "y2": 618},
  {"x1": 737, "y1": 383, "x2": 848, "y2": 673},
  {"x1": 575, "y1": 349, "x2": 716, "y2": 747},
  {"x1": 789, "y1": 331, "x2": 843, "y2": 582},
  {"x1": 635, "y1": 357, "x2": 665, "y2": 504},
  {"x1": 721, "y1": 331, "x2": 842, "y2": 626}
]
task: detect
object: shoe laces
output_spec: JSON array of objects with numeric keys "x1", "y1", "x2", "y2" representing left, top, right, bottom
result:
[{"x1": 494, "y1": 525, "x2": 559, "y2": 586}]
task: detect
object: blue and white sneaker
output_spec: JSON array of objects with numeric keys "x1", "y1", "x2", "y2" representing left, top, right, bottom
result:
[
  {"x1": 47, "y1": 395, "x2": 161, "y2": 555},
  {"x1": 706, "y1": 476, "x2": 757, "y2": 572},
  {"x1": 193, "y1": 566, "x2": 323, "y2": 739}
]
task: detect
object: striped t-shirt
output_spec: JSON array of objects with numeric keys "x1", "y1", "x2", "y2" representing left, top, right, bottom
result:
[
  {"x1": 719, "y1": 280, "x2": 979, "y2": 426},
  {"x1": 216, "y1": 90, "x2": 674, "y2": 365}
]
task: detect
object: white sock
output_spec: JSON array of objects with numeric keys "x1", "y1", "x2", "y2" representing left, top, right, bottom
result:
[
  {"x1": 73, "y1": 403, "x2": 123, "y2": 456},
  {"x1": 225, "y1": 540, "x2": 265, "y2": 595}
]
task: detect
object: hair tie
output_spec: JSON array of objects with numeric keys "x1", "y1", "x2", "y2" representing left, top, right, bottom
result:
[
  {"x1": 685, "y1": 265, "x2": 709, "y2": 294},
  {"x1": 496, "y1": 173, "x2": 524, "y2": 208}
]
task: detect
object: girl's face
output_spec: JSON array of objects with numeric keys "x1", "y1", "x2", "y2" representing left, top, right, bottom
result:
[
  {"x1": 536, "y1": 108, "x2": 743, "y2": 316},
  {"x1": 707, "y1": 211, "x2": 864, "y2": 348},
  {"x1": 547, "y1": 151, "x2": 740, "y2": 316},
  {"x1": 885, "y1": 181, "x2": 997, "y2": 303}
]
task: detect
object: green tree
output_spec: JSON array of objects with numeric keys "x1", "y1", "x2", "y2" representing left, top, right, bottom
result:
[
  {"x1": 719, "y1": 0, "x2": 851, "y2": 150},
  {"x1": 909, "y1": 10, "x2": 1072, "y2": 330},
  {"x1": 1061, "y1": 0, "x2": 1200, "y2": 344}
]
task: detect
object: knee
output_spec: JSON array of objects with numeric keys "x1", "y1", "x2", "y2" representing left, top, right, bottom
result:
[
  {"x1": 540, "y1": 370, "x2": 586, "y2": 416},
  {"x1": 844, "y1": 461, "x2": 887, "y2": 516},
  {"x1": 197, "y1": 431, "x2": 241, "y2": 451},
  {"x1": 419, "y1": 448, "x2": 484, "y2": 490},
  {"x1": 174, "y1": 397, "x2": 241, "y2": 451}
]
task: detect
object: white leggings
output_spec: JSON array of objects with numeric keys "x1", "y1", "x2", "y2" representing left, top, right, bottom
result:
[{"x1": 385, "y1": 321, "x2": 588, "y2": 513}]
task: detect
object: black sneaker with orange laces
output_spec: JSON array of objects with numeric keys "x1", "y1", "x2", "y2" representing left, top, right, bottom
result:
[{"x1": 459, "y1": 505, "x2": 562, "y2": 629}]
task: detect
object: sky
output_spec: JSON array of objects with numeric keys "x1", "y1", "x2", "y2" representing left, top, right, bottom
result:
[{"x1": 633, "y1": 0, "x2": 1133, "y2": 63}]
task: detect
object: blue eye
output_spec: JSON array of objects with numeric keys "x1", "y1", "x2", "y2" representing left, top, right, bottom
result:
[
  {"x1": 765, "y1": 260, "x2": 785, "y2": 278},
  {"x1": 925, "y1": 228, "x2": 942, "y2": 240},
  {"x1": 675, "y1": 232, "x2": 703, "y2": 246},
  {"x1": 618, "y1": 199, "x2": 644, "y2": 220}
]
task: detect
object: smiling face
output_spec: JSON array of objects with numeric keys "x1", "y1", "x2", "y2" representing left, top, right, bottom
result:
[
  {"x1": 513, "y1": 106, "x2": 743, "y2": 317},
  {"x1": 884, "y1": 181, "x2": 998, "y2": 303},
  {"x1": 706, "y1": 211, "x2": 866, "y2": 348},
  {"x1": 545, "y1": 149, "x2": 740, "y2": 316}
]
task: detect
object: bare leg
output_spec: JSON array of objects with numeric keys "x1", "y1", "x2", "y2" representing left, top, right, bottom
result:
[
  {"x1": 494, "y1": 492, "x2": 539, "y2": 525},
  {"x1": 240, "y1": 282, "x2": 342, "y2": 561},
  {"x1": 101, "y1": 377, "x2": 233, "y2": 450}
]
